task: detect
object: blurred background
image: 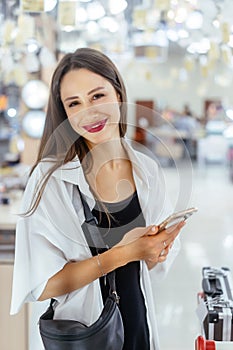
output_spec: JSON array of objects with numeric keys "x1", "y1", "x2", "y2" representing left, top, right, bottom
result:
[{"x1": 1, "y1": 1, "x2": 233, "y2": 349}]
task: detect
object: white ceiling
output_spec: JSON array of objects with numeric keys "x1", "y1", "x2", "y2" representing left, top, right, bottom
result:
[{"x1": 0, "y1": 0, "x2": 233, "y2": 86}]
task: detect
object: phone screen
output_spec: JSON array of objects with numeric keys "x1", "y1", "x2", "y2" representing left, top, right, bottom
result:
[{"x1": 157, "y1": 207, "x2": 198, "y2": 233}]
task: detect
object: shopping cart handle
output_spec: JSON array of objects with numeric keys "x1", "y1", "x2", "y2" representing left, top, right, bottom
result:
[
  {"x1": 195, "y1": 336, "x2": 215, "y2": 350},
  {"x1": 202, "y1": 277, "x2": 223, "y2": 296}
]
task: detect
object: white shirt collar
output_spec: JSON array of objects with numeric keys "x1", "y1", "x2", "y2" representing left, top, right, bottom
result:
[{"x1": 52, "y1": 138, "x2": 153, "y2": 186}]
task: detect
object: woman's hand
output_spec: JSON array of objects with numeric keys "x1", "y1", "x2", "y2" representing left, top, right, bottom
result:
[
  {"x1": 115, "y1": 221, "x2": 185, "y2": 268},
  {"x1": 115, "y1": 226, "x2": 157, "y2": 246},
  {"x1": 38, "y1": 221, "x2": 185, "y2": 301}
]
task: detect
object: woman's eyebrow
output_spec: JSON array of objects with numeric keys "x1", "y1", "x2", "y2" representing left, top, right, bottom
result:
[
  {"x1": 87, "y1": 86, "x2": 105, "y2": 95},
  {"x1": 64, "y1": 86, "x2": 105, "y2": 102}
]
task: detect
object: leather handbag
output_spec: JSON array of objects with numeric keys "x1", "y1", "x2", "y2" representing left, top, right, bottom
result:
[{"x1": 39, "y1": 187, "x2": 124, "y2": 350}]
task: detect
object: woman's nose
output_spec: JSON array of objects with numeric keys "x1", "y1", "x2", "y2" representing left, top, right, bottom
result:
[
  {"x1": 77, "y1": 102, "x2": 99, "y2": 119},
  {"x1": 81, "y1": 98, "x2": 91, "y2": 109}
]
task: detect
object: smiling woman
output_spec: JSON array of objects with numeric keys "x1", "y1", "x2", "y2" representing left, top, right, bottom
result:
[
  {"x1": 11, "y1": 47, "x2": 183, "y2": 350},
  {"x1": 60, "y1": 68, "x2": 122, "y2": 147}
]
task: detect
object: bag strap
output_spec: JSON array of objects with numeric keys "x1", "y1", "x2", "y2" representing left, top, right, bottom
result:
[
  {"x1": 76, "y1": 186, "x2": 107, "y2": 251},
  {"x1": 74, "y1": 186, "x2": 118, "y2": 298}
]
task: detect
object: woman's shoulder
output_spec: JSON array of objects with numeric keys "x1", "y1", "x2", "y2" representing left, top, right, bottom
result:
[
  {"x1": 124, "y1": 138, "x2": 159, "y2": 166},
  {"x1": 31, "y1": 158, "x2": 56, "y2": 174},
  {"x1": 31, "y1": 157, "x2": 81, "y2": 178},
  {"x1": 22, "y1": 158, "x2": 81, "y2": 198},
  {"x1": 132, "y1": 146, "x2": 160, "y2": 172},
  {"x1": 135, "y1": 149, "x2": 158, "y2": 164}
]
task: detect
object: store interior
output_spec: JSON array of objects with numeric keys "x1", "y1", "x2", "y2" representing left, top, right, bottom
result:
[{"x1": 1, "y1": 0, "x2": 233, "y2": 349}]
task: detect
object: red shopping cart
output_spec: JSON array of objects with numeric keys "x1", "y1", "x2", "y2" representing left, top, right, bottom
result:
[
  {"x1": 195, "y1": 336, "x2": 215, "y2": 350},
  {"x1": 195, "y1": 267, "x2": 233, "y2": 350},
  {"x1": 195, "y1": 336, "x2": 233, "y2": 350}
]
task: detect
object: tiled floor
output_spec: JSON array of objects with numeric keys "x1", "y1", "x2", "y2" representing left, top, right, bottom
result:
[{"x1": 152, "y1": 160, "x2": 233, "y2": 349}]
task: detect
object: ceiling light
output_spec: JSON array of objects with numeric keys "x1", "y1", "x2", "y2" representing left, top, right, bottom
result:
[
  {"x1": 167, "y1": 10, "x2": 175, "y2": 20},
  {"x1": 44, "y1": 0, "x2": 57, "y2": 12},
  {"x1": 7, "y1": 108, "x2": 17, "y2": 118},
  {"x1": 63, "y1": 26, "x2": 75, "y2": 33},
  {"x1": 76, "y1": 7, "x2": 88, "y2": 23},
  {"x1": 109, "y1": 0, "x2": 128, "y2": 15},
  {"x1": 21, "y1": 80, "x2": 49, "y2": 109},
  {"x1": 178, "y1": 29, "x2": 189, "y2": 39},
  {"x1": 186, "y1": 10, "x2": 203, "y2": 30},
  {"x1": 22, "y1": 110, "x2": 46, "y2": 139},
  {"x1": 187, "y1": 38, "x2": 210, "y2": 54},
  {"x1": 228, "y1": 34, "x2": 233, "y2": 48},
  {"x1": 167, "y1": 29, "x2": 179, "y2": 42},
  {"x1": 154, "y1": 29, "x2": 169, "y2": 47},
  {"x1": 133, "y1": 29, "x2": 169, "y2": 47},
  {"x1": 26, "y1": 38, "x2": 40, "y2": 53},
  {"x1": 212, "y1": 19, "x2": 220, "y2": 28},
  {"x1": 86, "y1": 21, "x2": 100, "y2": 38},
  {"x1": 99, "y1": 17, "x2": 119, "y2": 33},
  {"x1": 87, "y1": 2, "x2": 105, "y2": 21},
  {"x1": 175, "y1": 7, "x2": 188, "y2": 24},
  {"x1": 225, "y1": 110, "x2": 233, "y2": 121}
]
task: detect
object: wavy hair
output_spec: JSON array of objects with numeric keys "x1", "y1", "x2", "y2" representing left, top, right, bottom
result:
[{"x1": 25, "y1": 47, "x2": 128, "y2": 215}]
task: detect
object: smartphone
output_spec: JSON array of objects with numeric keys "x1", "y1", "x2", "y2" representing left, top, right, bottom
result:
[{"x1": 157, "y1": 207, "x2": 198, "y2": 233}]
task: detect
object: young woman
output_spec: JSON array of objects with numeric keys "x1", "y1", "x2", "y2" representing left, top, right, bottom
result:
[{"x1": 11, "y1": 47, "x2": 184, "y2": 349}]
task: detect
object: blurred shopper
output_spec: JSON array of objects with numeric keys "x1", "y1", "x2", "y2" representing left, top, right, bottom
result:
[{"x1": 174, "y1": 104, "x2": 199, "y2": 158}]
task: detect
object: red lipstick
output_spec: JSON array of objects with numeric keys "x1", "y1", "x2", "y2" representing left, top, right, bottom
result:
[{"x1": 83, "y1": 119, "x2": 107, "y2": 133}]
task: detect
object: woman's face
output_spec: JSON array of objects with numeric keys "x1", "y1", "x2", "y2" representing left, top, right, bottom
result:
[{"x1": 60, "y1": 68, "x2": 121, "y2": 148}]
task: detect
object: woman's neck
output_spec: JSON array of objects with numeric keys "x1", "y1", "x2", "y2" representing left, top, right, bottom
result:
[
  {"x1": 87, "y1": 138, "x2": 128, "y2": 170},
  {"x1": 85, "y1": 138, "x2": 135, "y2": 202}
]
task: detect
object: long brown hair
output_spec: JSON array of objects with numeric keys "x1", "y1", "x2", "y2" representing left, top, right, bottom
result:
[{"x1": 26, "y1": 47, "x2": 128, "y2": 215}]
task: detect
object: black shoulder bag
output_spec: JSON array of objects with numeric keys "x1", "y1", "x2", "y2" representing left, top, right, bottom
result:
[{"x1": 39, "y1": 188, "x2": 124, "y2": 350}]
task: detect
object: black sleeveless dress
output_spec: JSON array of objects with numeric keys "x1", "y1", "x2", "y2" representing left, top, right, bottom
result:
[{"x1": 92, "y1": 192, "x2": 150, "y2": 350}]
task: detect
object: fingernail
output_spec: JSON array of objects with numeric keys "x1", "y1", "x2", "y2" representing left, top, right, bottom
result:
[{"x1": 151, "y1": 226, "x2": 157, "y2": 232}]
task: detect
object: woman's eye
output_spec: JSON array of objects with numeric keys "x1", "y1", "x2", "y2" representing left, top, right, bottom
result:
[
  {"x1": 93, "y1": 93, "x2": 105, "y2": 100},
  {"x1": 68, "y1": 101, "x2": 79, "y2": 108}
]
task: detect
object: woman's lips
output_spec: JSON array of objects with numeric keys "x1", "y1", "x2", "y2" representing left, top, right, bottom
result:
[{"x1": 82, "y1": 118, "x2": 107, "y2": 133}]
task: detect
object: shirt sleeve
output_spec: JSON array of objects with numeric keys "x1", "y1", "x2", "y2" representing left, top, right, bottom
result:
[
  {"x1": 10, "y1": 214, "x2": 68, "y2": 314},
  {"x1": 10, "y1": 166, "x2": 69, "y2": 315}
]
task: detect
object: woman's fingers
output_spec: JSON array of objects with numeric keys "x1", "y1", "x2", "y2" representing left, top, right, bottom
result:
[
  {"x1": 146, "y1": 225, "x2": 158, "y2": 236},
  {"x1": 165, "y1": 220, "x2": 186, "y2": 234},
  {"x1": 147, "y1": 245, "x2": 170, "y2": 263},
  {"x1": 147, "y1": 220, "x2": 185, "y2": 263},
  {"x1": 159, "y1": 220, "x2": 185, "y2": 245},
  {"x1": 116, "y1": 220, "x2": 185, "y2": 263},
  {"x1": 116, "y1": 225, "x2": 158, "y2": 247}
]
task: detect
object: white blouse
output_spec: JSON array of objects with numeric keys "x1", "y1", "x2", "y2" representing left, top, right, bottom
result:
[{"x1": 11, "y1": 139, "x2": 180, "y2": 350}]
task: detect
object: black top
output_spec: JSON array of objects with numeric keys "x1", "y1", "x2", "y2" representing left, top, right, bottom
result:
[{"x1": 92, "y1": 192, "x2": 150, "y2": 350}]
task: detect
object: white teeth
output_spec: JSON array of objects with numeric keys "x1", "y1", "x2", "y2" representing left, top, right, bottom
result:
[{"x1": 91, "y1": 123, "x2": 101, "y2": 129}]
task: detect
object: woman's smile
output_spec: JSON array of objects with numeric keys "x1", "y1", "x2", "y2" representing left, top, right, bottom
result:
[{"x1": 82, "y1": 118, "x2": 108, "y2": 133}]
